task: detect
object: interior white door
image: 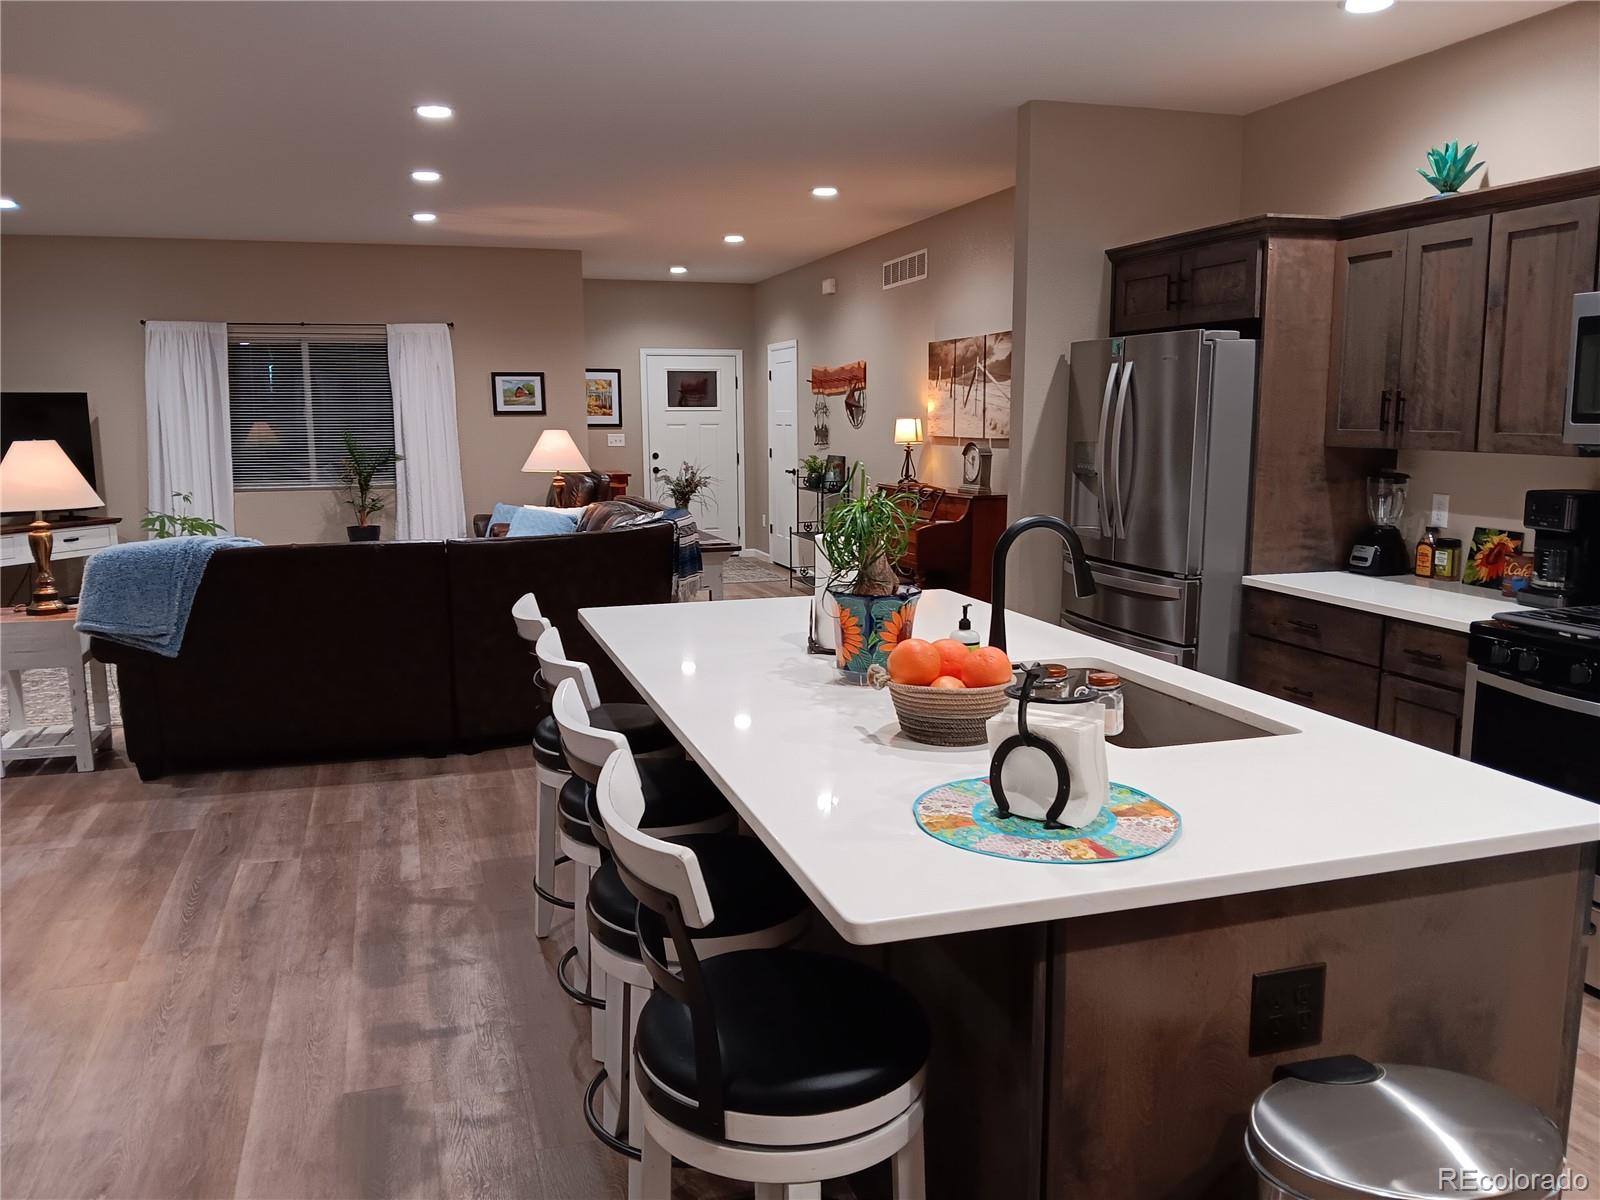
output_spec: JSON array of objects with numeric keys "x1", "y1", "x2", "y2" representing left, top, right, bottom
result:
[
  {"x1": 643, "y1": 351, "x2": 742, "y2": 542},
  {"x1": 766, "y1": 341, "x2": 798, "y2": 567}
]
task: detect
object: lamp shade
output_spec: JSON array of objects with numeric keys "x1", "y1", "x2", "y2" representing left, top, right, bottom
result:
[
  {"x1": 521, "y1": 428, "x2": 590, "y2": 474},
  {"x1": 893, "y1": 418, "x2": 924, "y2": 446},
  {"x1": 0, "y1": 439, "x2": 104, "y2": 512}
]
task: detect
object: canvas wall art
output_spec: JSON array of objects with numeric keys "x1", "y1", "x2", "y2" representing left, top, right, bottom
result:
[{"x1": 925, "y1": 330, "x2": 1011, "y2": 440}]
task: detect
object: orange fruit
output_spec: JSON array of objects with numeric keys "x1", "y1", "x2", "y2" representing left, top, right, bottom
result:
[
  {"x1": 930, "y1": 675, "x2": 965, "y2": 689},
  {"x1": 887, "y1": 638, "x2": 941, "y2": 686},
  {"x1": 961, "y1": 645, "x2": 1014, "y2": 688},
  {"x1": 931, "y1": 638, "x2": 971, "y2": 678}
]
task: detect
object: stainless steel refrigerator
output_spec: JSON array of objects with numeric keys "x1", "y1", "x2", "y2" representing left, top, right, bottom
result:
[{"x1": 1062, "y1": 329, "x2": 1256, "y2": 677}]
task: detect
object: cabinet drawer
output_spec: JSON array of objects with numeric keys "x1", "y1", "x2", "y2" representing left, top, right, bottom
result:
[
  {"x1": 1243, "y1": 591, "x2": 1383, "y2": 666},
  {"x1": 1378, "y1": 674, "x2": 1463, "y2": 755},
  {"x1": 50, "y1": 525, "x2": 116, "y2": 555},
  {"x1": 1382, "y1": 621, "x2": 1468, "y2": 689},
  {"x1": 1239, "y1": 634, "x2": 1380, "y2": 727}
]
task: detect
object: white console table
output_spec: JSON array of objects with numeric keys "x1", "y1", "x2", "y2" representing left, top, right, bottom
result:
[{"x1": 0, "y1": 516, "x2": 121, "y2": 570}]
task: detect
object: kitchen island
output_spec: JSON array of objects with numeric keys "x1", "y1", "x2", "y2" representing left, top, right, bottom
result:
[{"x1": 582, "y1": 589, "x2": 1598, "y2": 1199}]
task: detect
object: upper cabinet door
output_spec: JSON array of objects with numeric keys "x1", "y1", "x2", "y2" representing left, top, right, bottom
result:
[
  {"x1": 1478, "y1": 198, "x2": 1600, "y2": 455},
  {"x1": 1112, "y1": 251, "x2": 1182, "y2": 334},
  {"x1": 1397, "y1": 215, "x2": 1491, "y2": 451},
  {"x1": 1326, "y1": 230, "x2": 1406, "y2": 447},
  {"x1": 1178, "y1": 238, "x2": 1263, "y2": 326}
]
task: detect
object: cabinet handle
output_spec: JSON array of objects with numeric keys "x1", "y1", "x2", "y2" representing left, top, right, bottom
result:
[
  {"x1": 1379, "y1": 390, "x2": 1391, "y2": 432},
  {"x1": 1395, "y1": 390, "x2": 1407, "y2": 433},
  {"x1": 1287, "y1": 618, "x2": 1321, "y2": 635},
  {"x1": 61, "y1": 536, "x2": 81, "y2": 544},
  {"x1": 1283, "y1": 685, "x2": 1314, "y2": 700},
  {"x1": 1406, "y1": 649, "x2": 1443, "y2": 665}
]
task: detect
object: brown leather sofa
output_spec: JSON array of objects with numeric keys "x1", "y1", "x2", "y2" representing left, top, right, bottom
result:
[{"x1": 92, "y1": 522, "x2": 674, "y2": 779}]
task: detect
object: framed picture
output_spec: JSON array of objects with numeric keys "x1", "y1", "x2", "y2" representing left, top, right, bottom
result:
[
  {"x1": 822, "y1": 454, "x2": 848, "y2": 493},
  {"x1": 492, "y1": 372, "x2": 545, "y2": 415},
  {"x1": 585, "y1": 368, "x2": 622, "y2": 427}
]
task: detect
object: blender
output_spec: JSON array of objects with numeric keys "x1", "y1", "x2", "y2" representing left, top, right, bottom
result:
[{"x1": 1347, "y1": 470, "x2": 1411, "y2": 575}]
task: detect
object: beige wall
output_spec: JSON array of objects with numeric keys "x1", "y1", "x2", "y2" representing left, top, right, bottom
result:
[
  {"x1": 749, "y1": 190, "x2": 1015, "y2": 554},
  {"x1": 1242, "y1": 3, "x2": 1600, "y2": 216},
  {"x1": 0, "y1": 235, "x2": 586, "y2": 544},
  {"x1": 581, "y1": 279, "x2": 756, "y2": 499},
  {"x1": 1009, "y1": 102, "x2": 1245, "y2": 618}
]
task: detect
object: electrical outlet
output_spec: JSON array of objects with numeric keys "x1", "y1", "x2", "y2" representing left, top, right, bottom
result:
[
  {"x1": 1430, "y1": 493, "x2": 1449, "y2": 526},
  {"x1": 1249, "y1": 963, "x2": 1325, "y2": 1057},
  {"x1": 607, "y1": 433, "x2": 625, "y2": 448}
]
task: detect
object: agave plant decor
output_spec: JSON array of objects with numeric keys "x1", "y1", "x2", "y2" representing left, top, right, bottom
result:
[
  {"x1": 1418, "y1": 140, "x2": 1484, "y2": 196},
  {"x1": 819, "y1": 463, "x2": 920, "y2": 679}
]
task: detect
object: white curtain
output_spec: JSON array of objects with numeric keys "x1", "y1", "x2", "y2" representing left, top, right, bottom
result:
[
  {"x1": 387, "y1": 323, "x2": 465, "y2": 540},
  {"x1": 144, "y1": 321, "x2": 234, "y2": 533}
]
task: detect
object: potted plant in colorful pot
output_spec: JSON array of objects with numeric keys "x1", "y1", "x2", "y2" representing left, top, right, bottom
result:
[
  {"x1": 818, "y1": 464, "x2": 918, "y2": 681},
  {"x1": 338, "y1": 432, "x2": 401, "y2": 541}
]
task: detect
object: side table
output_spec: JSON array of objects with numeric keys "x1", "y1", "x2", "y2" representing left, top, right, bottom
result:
[{"x1": 1, "y1": 607, "x2": 112, "y2": 774}]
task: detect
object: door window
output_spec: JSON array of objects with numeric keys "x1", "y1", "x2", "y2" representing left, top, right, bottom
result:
[{"x1": 667, "y1": 370, "x2": 718, "y2": 409}]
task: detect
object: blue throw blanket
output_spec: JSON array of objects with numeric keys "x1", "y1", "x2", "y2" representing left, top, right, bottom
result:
[{"x1": 75, "y1": 536, "x2": 261, "y2": 658}]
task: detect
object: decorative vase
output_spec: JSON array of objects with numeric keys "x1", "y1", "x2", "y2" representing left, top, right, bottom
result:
[
  {"x1": 347, "y1": 524, "x2": 380, "y2": 542},
  {"x1": 830, "y1": 588, "x2": 920, "y2": 682}
]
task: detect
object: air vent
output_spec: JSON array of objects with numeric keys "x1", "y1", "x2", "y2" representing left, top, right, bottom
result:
[{"x1": 882, "y1": 248, "x2": 928, "y2": 290}]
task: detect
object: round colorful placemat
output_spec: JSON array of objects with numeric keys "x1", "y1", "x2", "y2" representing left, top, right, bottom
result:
[{"x1": 912, "y1": 777, "x2": 1180, "y2": 864}]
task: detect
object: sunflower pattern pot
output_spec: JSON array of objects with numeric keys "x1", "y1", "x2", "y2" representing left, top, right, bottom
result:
[{"x1": 831, "y1": 590, "x2": 920, "y2": 681}]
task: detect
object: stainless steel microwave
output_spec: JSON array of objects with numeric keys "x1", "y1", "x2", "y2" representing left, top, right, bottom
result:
[{"x1": 1566, "y1": 290, "x2": 1600, "y2": 446}]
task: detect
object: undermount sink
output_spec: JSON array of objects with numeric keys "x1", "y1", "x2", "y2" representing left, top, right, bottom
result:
[{"x1": 1040, "y1": 660, "x2": 1297, "y2": 749}]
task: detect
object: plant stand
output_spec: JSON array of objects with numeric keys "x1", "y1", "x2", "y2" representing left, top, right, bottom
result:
[{"x1": 787, "y1": 474, "x2": 845, "y2": 590}]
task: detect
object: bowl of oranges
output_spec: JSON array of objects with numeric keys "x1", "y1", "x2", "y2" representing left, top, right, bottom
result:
[{"x1": 870, "y1": 637, "x2": 1016, "y2": 747}]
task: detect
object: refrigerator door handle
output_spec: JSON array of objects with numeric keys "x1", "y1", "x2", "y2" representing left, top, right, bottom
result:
[
  {"x1": 1109, "y1": 360, "x2": 1134, "y2": 538},
  {"x1": 1094, "y1": 362, "x2": 1119, "y2": 538}
]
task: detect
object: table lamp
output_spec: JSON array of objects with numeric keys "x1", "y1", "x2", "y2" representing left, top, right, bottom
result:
[
  {"x1": 0, "y1": 439, "x2": 105, "y2": 614},
  {"x1": 521, "y1": 428, "x2": 590, "y2": 504},
  {"x1": 894, "y1": 418, "x2": 924, "y2": 483}
]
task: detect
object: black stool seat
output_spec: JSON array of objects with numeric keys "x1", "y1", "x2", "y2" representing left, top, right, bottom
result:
[
  {"x1": 587, "y1": 835, "x2": 807, "y2": 959},
  {"x1": 558, "y1": 775, "x2": 600, "y2": 847},
  {"x1": 533, "y1": 702, "x2": 677, "y2": 771},
  {"x1": 636, "y1": 949, "x2": 929, "y2": 1118}
]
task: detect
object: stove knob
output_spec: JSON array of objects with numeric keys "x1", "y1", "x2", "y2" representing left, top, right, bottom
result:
[
  {"x1": 1515, "y1": 650, "x2": 1541, "y2": 674},
  {"x1": 1487, "y1": 642, "x2": 1512, "y2": 666},
  {"x1": 1571, "y1": 661, "x2": 1595, "y2": 687}
]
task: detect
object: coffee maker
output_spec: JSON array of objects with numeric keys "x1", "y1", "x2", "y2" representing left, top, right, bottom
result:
[
  {"x1": 1520, "y1": 489, "x2": 1600, "y2": 607},
  {"x1": 1347, "y1": 470, "x2": 1411, "y2": 576}
]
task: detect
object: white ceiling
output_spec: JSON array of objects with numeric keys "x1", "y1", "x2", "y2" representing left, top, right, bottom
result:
[{"x1": 0, "y1": 1, "x2": 1560, "y2": 282}]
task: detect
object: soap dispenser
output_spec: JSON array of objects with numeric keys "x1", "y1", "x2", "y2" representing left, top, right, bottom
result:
[{"x1": 953, "y1": 603, "x2": 980, "y2": 647}]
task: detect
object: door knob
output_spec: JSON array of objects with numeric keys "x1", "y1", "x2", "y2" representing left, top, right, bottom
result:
[
  {"x1": 652, "y1": 466, "x2": 661, "y2": 475},
  {"x1": 651, "y1": 452, "x2": 660, "y2": 460}
]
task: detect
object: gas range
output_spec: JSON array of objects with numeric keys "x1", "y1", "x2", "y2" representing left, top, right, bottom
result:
[{"x1": 1468, "y1": 603, "x2": 1600, "y2": 701}]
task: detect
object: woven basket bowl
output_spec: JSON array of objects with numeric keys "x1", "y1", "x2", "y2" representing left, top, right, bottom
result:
[{"x1": 887, "y1": 680, "x2": 1011, "y2": 747}]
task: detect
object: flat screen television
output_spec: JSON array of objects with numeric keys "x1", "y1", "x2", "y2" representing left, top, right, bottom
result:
[{"x1": 2, "y1": 392, "x2": 101, "y2": 512}]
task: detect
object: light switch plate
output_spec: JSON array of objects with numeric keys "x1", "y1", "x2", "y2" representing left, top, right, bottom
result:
[
  {"x1": 607, "y1": 433, "x2": 625, "y2": 447},
  {"x1": 1429, "y1": 494, "x2": 1449, "y2": 526}
]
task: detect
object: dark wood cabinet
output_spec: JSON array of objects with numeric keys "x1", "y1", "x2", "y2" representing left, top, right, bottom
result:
[
  {"x1": 1326, "y1": 231, "x2": 1406, "y2": 448},
  {"x1": 1397, "y1": 215, "x2": 1491, "y2": 451},
  {"x1": 1243, "y1": 590, "x2": 1383, "y2": 665},
  {"x1": 1378, "y1": 674, "x2": 1464, "y2": 756},
  {"x1": 1478, "y1": 197, "x2": 1600, "y2": 455},
  {"x1": 1382, "y1": 620, "x2": 1469, "y2": 691},
  {"x1": 1110, "y1": 239, "x2": 1262, "y2": 334},
  {"x1": 1239, "y1": 633, "x2": 1380, "y2": 726}
]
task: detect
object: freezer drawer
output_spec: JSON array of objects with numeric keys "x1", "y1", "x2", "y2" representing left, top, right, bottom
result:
[
  {"x1": 1061, "y1": 559, "x2": 1200, "y2": 647},
  {"x1": 1059, "y1": 610, "x2": 1197, "y2": 668}
]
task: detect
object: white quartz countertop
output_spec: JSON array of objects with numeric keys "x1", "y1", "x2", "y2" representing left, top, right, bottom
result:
[
  {"x1": 1242, "y1": 571, "x2": 1514, "y2": 633},
  {"x1": 581, "y1": 590, "x2": 1598, "y2": 945}
]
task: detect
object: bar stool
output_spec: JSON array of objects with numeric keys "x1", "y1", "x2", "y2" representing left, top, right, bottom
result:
[
  {"x1": 596, "y1": 751, "x2": 931, "y2": 1200},
  {"x1": 550, "y1": 678, "x2": 807, "y2": 1154}
]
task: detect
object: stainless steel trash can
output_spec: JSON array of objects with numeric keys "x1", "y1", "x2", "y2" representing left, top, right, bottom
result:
[{"x1": 1246, "y1": 1055, "x2": 1568, "y2": 1199}]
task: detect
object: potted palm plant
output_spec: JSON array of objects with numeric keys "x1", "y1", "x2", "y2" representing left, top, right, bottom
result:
[
  {"x1": 338, "y1": 432, "x2": 401, "y2": 542},
  {"x1": 818, "y1": 463, "x2": 918, "y2": 680}
]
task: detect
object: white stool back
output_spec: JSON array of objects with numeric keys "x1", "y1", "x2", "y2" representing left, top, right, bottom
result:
[
  {"x1": 597, "y1": 750, "x2": 716, "y2": 929},
  {"x1": 552, "y1": 677, "x2": 629, "y2": 786},
  {"x1": 536, "y1": 625, "x2": 603, "y2": 711}
]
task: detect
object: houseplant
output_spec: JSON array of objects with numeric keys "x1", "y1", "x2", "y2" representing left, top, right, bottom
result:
[
  {"x1": 141, "y1": 493, "x2": 225, "y2": 539},
  {"x1": 818, "y1": 463, "x2": 918, "y2": 680},
  {"x1": 658, "y1": 461, "x2": 715, "y2": 510},
  {"x1": 1418, "y1": 141, "x2": 1483, "y2": 196},
  {"x1": 800, "y1": 454, "x2": 828, "y2": 490},
  {"x1": 337, "y1": 432, "x2": 401, "y2": 542}
]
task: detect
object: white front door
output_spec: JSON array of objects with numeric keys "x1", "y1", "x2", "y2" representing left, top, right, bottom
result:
[
  {"x1": 766, "y1": 340, "x2": 798, "y2": 567},
  {"x1": 642, "y1": 350, "x2": 742, "y2": 543}
]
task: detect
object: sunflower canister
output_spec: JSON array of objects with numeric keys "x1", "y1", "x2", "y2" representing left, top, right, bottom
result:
[{"x1": 816, "y1": 463, "x2": 920, "y2": 681}]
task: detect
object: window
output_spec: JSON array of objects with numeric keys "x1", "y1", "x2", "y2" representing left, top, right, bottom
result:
[{"x1": 228, "y1": 326, "x2": 396, "y2": 490}]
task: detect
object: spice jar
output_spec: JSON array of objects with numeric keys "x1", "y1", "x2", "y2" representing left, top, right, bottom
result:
[
  {"x1": 1431, "y1": 538, "x2": 1462, "y2": 581},
  {"x1": 1075, "y1": 670, "x2": 1125, "y2": 736}
]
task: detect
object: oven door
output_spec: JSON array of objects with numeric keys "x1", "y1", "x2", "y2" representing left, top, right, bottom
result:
[{"x1": 1461, "y1": 665, "x2": 1600, "y2": 802}]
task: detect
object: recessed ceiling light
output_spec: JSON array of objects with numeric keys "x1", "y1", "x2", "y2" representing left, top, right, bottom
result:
[
  {"x1": 1341, "y1": 0, "x2": 1393, "y2": 12},
  {"x1": 411, "y1": 169, "x2": 442, "y2": 183},
  {"x1": 414, "y1": 104, "x2": 453, "y2": 120},
  {"x1": 0, "y1": 197, "x2": 17, "y2": 210},
  {"x1": 669, "y1": 265, "x2": 688, "y2": 275},
  {"x1": 723, "y1": 234, "x2": 745, "y2": 244},
  {"x1": 811, "y1": 186, "x2": 838, "y2": 198},
  {"x1": 412, "y1": 212, "x2": 437, "y2": 223}
]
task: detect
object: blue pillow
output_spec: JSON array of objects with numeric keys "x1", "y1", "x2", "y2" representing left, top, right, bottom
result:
[
  {"x1": 505, "y1": 507, "x2": 579, "y2": 538},
  {"x1": 488, "y1": 502, "x2": 522, "y2": 532}
]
